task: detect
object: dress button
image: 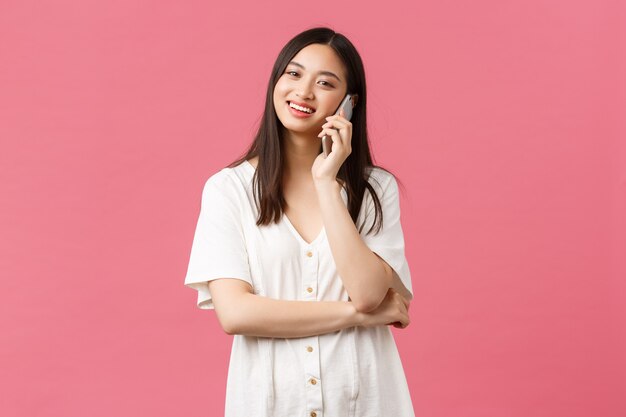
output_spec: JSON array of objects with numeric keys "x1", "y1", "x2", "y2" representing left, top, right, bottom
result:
[
  {"x1": 309, "y1": 378, "x2": 317, "y2": 385},
  {"x1": 310, "y1": 412, "x2": 317, "y2": 417},
  {"x1": 306, "y1": 346, "x2": 313, "y2": 352},
  {"x1": 306, "y1": 287, "x2": 313, "y2": 293},
  {"x1": 306, "y1": 251, "x2": 313, "y2": 257}
]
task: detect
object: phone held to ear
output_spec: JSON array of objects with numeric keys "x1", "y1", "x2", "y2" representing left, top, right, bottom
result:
[{"x1": 322, "y1": 94, "x2": 354, "y2": 157}]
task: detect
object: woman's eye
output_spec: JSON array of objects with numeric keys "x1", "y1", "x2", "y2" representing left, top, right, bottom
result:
[{"x1": 285, "y1": 71, "x2": 333, "y2": 88}]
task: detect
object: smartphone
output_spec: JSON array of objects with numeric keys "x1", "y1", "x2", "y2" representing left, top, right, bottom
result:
[{"x1": 322, "y1": 94, "x2": 354, "y2": 157}]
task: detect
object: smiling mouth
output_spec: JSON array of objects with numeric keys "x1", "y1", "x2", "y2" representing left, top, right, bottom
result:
[{"x1": 287, "y1": 101, "x2": 316, "y2": 114}]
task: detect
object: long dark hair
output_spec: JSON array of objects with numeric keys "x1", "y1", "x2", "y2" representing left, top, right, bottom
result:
[{"x1": 227, "y1": 26, "x2": 405, "y2": 236}]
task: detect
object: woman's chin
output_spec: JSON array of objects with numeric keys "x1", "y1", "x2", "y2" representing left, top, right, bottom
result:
[
  {"x1": 280, "y1": 121, "x2": 318, "y2": 135},
  {"x1": 282, "y1": 127, "x2": 323, "y2": 141}
]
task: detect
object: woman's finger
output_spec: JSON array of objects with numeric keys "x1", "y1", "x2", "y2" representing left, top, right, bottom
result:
[
  {"x1": 322, "y1": 117, "x2": 352, "y2": 138},
  {"x1": 393, "y1": 290, "x2": 409, "y2": 309},
  {"x1": 322, "y1": 120, "x2": 347, "y2": 130},
  {"x1": 321, "y1": 122, "x2": 351, "y2": 136},
  {"x1": 318, "y1": 128, "x2": 346, "y2": 149},
  {"x1": 317, "y1": 127, "x2": 341, "y2": 139},
  {"x1": 326, "y1": 112, "x2": 352, "y2": 128}
]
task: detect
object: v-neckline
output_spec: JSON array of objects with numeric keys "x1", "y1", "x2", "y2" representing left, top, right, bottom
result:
[
  {"x1": 242, "y1": 159, "x2": 327, "y2": 246},
  {"x1": 282, "y1": 213, "x2": 326, "y2": 247}
]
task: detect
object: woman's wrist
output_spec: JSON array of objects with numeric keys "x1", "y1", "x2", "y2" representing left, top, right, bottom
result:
[
  {"x1": 314, "y1": 177, "x2": 342, "y2": 194},
  {"x1": 347, "y1": 301, "x2": 366, "y2": 327}
]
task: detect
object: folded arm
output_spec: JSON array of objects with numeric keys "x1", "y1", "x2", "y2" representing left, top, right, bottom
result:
[{"x1": 208, "y1": 278, "x2": 363, "y2": 338}]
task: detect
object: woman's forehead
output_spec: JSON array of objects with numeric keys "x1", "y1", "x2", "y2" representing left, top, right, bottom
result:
[{"x1": 290, "y1": 44, "x2": 346, "y2": 78}]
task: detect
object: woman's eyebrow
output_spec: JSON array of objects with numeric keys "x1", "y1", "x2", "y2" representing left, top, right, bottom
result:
[{"x1": 288, "y1": 61, "x2": 341, "y2": 82}]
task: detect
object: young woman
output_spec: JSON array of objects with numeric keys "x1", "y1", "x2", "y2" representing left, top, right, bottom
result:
[{"x1": 184, "y1": 27, "x2": 415, "y2": 417}]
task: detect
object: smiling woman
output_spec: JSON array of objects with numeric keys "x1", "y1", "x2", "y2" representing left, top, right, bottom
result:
[
  {"x1": 183, "y1": 26, "x2": 414, "y2": 417},
  {"x1": 273, "y1": 43, "x2": 350, "y2": 143}
]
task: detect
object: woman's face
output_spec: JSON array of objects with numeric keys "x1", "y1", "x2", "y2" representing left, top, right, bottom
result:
[{"x1": 273, "y1": 43, "x2": 348, "y2": 136}]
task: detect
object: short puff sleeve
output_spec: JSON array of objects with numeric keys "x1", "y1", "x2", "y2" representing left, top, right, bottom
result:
[
  {"x1": 360, "y1": 172, "x2": 413, "y2": 297},
  {"x1": 183, "y1": 174, "x2": 253, "y2": 309}
]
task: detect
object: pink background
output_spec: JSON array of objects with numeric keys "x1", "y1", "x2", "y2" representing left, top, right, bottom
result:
[{"x1": 1, "y1": 1, "x2": 625, "y2": 416}]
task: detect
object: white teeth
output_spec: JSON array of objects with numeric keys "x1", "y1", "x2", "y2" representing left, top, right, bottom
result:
[{"x1": 289, "y1": 102, "x2": 314, "y2": 113}]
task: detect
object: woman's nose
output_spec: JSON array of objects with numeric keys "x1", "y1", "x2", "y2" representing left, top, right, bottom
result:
[{"x1": 296, "y1": 84, "x2": 314, "y2": 99}]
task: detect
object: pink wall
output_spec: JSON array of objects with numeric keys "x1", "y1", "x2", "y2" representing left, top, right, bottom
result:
[{"x1": 1, "y1": 1, "x2": 624, "y2": 416}]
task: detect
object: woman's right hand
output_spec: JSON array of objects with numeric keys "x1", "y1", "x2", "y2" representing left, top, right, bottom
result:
[{"x1": 358, "y1": 288, "x2": 411, "y2": 329}]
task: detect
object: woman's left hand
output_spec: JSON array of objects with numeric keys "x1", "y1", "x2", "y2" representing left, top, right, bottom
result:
[{"x1": 311, "y1": 107, "x2": 352, "y2": 185}]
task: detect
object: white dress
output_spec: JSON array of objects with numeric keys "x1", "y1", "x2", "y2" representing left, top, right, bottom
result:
[{"x1": 184, "y1": 160, "x2": 415, "y2": 417}]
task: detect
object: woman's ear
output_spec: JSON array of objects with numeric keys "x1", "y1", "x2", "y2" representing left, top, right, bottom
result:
[{"x1": 351, "y1": 94, "x2": 359, "y2": 109}]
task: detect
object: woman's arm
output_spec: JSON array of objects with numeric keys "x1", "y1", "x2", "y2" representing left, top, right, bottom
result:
[
  {"x1": 315, "y1": 180, "x2": 392, "y2": 313},
  {"x1": 376, "y1": 252, "x2": 413, "y2": 302},
  {"x1": 208, "y1": 278, "x2": 364, "y2": 338}
]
